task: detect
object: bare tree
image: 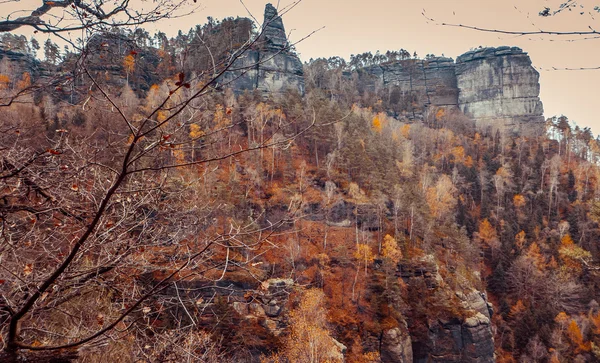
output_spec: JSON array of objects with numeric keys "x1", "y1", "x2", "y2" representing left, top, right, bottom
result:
[
  {"x1": 0, "y1": 2, "x2": 313, "y2": 361},
  {"x1": 0, "y1": 0, "x2": 192, "y2": 34}
]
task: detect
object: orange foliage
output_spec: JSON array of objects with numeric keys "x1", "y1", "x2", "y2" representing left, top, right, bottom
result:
[
  {"x1": 526, "y1": 242, "x2": 546, "y2": 270},
  {"x1": 515, "y1": 230, "x2": 526, "y2": 251},
  {"x1": 509, "y1": 300, "x2": 526, "y2": 319},
  {"x1": 16, "y1": 72, "x2": 31, "y2": 90},
  {"x1": 123, "y1": 54, "x2": 136, "y2": 73},
  {"x1": 567, "y1": 319, "x2": 591, "y2": 352},
  {"x1": 372, "y1": 114, "x2": 382, "y2": 133},
  {"x1": 513, "y1": 194, "x2": 526, "y2": 208},
  {"x1": 0, "y1": 74, "x2": 10, "y2": 89}
]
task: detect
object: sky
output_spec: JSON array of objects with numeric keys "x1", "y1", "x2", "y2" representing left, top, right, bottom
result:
[{"x1": 3, "y1": 0, "x2": 600, "y2": 134}]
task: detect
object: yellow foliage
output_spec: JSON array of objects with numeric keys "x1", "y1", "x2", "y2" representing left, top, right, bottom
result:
[
  {"x1": 555, "y1": 311, "x2": 570, "y2": 327},
  {"x1": 189, "y1": 124, "x2": 205, "y2": 139},
  {"x1": 157, "y1": 110, "x2": 169, "y2": 123},
  {"x1": 559, "y1": 236, "x2": 592, "y2": 274},
  {"x1": 172, "y1": 146, "x2": 186, "y2": 166},
  {"x1": 381, "y1": 234, "x2": 402, "y2": 264},
  {"x1": 123, "y1": 54, "x2": 135, "y2": 73},
  {"x1": 451, "y1": 146, "x2": 465, "y2": 164},
  {"x1": 355, "y1": 244, "x2": 375, "y2": 275},
  {"x1": 400, "y1": 124, "x2": 411, "y2": 138},
  {"x1": 282, "y1": 289, "x2": 343, "y2": 363}
]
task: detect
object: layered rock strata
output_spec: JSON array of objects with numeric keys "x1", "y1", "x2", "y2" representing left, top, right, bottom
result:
[
  {"x1": 361, "y1": 46, "x2": 544, "y2": 133},
  {"x1": 362, "y1": 57, "x2": 459, "y2": 119},
  {"x1": 456, "y1": 46, "x2": 545, "y2": 134},
  {"x1": 222, "y1": 3, "x2": 305, "y2": 96}
]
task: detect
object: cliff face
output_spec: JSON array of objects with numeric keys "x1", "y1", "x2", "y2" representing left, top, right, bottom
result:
[
  {"x1": 359, "y1": 46, "x2": 544, "y2": 133},
  {"x1": 222, "y1": 3, "x2": 304, "y2": 96},
  {"x1": 0, "y1": 47, "x2": 41, "y2": 80},
  {"x1": 399, "y1": 258, "x2": 495, "y2": 363},
  {"x1": 362, "y1": 57, "x2": 459, "y2": 119},
  {"x1": 456, "y1": 46, "x2": 545, "y2": 134}
]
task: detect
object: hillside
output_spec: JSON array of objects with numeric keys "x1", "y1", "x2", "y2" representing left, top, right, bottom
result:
[{"x1": 1, "y1": 3, "x2": 600, "y2": 363}]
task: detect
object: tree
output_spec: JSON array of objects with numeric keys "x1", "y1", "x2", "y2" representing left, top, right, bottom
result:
[
  {"x1": 277, "y1": 288, "x2": 343, "y2": 363},
  {"x1": 43, "y1": 39, "x2": 60, "y2": 65},
  {"x1": 0, "y1": 5, "x2": 311, "y2": 362},
  {"x1": 0, "y1": 0, "x2": 187, "y2": 35}
]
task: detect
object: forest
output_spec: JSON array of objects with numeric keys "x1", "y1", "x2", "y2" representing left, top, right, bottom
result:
[{"x1": 1, "y1": 2, "x2": 600, "y2": 362}]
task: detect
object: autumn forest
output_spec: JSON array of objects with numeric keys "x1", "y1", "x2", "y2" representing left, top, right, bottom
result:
[{"x1": 0, "y1": 1, "x2": 600, "y2": 363}]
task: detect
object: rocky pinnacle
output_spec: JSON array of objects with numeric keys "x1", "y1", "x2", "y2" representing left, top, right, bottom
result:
[{"x1": 262, "y1": 3, "x2": 288, "y2": 51}]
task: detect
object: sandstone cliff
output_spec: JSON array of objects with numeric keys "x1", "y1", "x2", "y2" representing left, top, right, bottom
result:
[
  {"x1": 361, "y1": 57, "x2": 459, "y2": 120},
  {"x1": 456, "y1": 46, "x2": 545, "y2": 134},
  {"x1": 358, "y1": 46, "x2": 544, "y2": 133},
  {"x1": 221, "y1": 3, "x2": 305, "y2": 96}
]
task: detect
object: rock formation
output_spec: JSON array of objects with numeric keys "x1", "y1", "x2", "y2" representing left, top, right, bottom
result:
[
  {"x1": 456, "y1": 46, "x2": 545, "y2": 134},
  {"x1": 0, "y1": 47, "x2": 41, "y2": 81},
  {"x1": 361, "y1": 57, "x2": 459, "y2": 119},
  {"x1": 398, "y1": 257, "x2": 496, "y2": 363},
  {"x1": 221, "y1": 3, "x2": 305, "y2": 96},
  {"x1": 361, "y1": 46, "x2": 544, "y2": 133}
]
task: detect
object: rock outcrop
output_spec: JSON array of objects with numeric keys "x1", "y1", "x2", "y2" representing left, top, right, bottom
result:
[
  {"x1": 456, "y1": 46, "x2": 545, "y2": 134},
  {"x1": 398, "y1": 257, "x2": 495, "y2": 363},
  {"x1": 360, "y1": 46, "x2": 544, "y2": 133},
  {"x1": 222, "y1": 3, "x2": 305, "y2": 96},
  {"x1": 381, "y1": 325, "x2": 414, "y2": 363},
  {"x1": 362, "y1": 57, "x2": 459, "y2": 120},
  {"x1": 0, "y1": 47, "x2": 41, "y2": 80}
]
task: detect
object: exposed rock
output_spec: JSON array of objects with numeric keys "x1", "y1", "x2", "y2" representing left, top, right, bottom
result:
[
  {"x1": 456, "y1": 46, "x2": 545, "y2": 135},
  {"x1": 381, "y1": 326, "x2": 413, "y2": 363},
  {"x1": 331, "y1": 338, "x2": 348, "y2": 361},
  {"x1": 0, "y1": 47, "x2": 40, "y2": 79},
  {"x1": 221, "y1": 3, "x2": 304, "y2": 96},
  {"x1": 418, "y1": 313, "x2": 494, "y2": 363},
  {"x1": 362, "y1": 57, "x2": 459, "y2": 120},
  {"x1": 359, "y1": 46, "x2": 544, "y2": 134},
  {"x1": 397, "y1": 258, "x2": 495, "y2": 363},
  {"x1": 398, "y1": 255, "x2": 442, "y2": 289}
]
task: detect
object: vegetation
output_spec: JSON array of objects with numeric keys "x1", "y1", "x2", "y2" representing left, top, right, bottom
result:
[{"x1": 0, "y1": 4, "x2": 600, "y2": 363}]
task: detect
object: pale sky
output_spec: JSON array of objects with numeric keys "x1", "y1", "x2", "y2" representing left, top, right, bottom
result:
[{"x1": 3, "y1": 0, "x2": 600, "y2": 134}]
